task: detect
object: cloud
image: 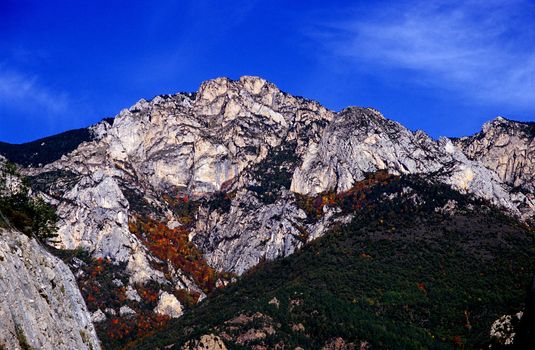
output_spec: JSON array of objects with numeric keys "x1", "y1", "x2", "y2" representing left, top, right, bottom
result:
[
  {"x1": 309, "y1": 0, "x2": 535, "y2": 107},
  {"x1": 0, "y1": 68, "x2": 69, "y2": 114}
]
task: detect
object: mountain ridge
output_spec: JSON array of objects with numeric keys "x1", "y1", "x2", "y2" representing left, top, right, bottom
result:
[
  {"x1": 3, "y1": 77, "x2": 532, "y2": 156},
  {"x1": 0, "y1": 76, "x2": 534, "y2": 349},
  {"x1": 6, "y1": 75, "x2": 535, "y2": 274}
]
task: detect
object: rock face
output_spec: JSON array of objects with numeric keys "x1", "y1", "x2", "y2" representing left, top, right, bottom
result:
[
  {"x1": 454, "y1": 117, "x2": 535, "y2": 221},
  {"x1": 0, "y1": 228, "x2": 100, "y2": 350},
  {"x1": 193, "y1": 188, "x2": 349, "y2": 274},
  {"x1": 12, "y1": 76, "x2": 533, "y2": 340},
  {"x1": 182, "y1": 334, "x2": 228, "y2": 350},
  {"x1": 154, "y1": 291, "x2": 183, "y2": 318},
  {"x1": 27, "y1": 76, "x2": 333, "y2": 282},
  {"x1": 454, "y1": 117, "x2": 535, "y2": 191},
  {"x1": 291, "y1": 107, "x2": 532, "y2": 220}
]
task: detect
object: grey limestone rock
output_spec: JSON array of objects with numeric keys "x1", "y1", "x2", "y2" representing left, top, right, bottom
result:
[{"x1": 0, "y1": 228, "x2": 100, "y2": 350}]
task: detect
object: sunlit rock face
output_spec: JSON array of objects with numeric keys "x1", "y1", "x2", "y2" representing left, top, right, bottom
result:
[
  {"x1": 453, "y1": 117, "x2": 535, "y2": 219},
  {"x1": 27, "y1": 76, "x2": 334, "y2": 283},
  {"x1": 24, "y1": 76, "x2": 534, "y2": 307},
  {"x1": 454, "y1": 117, "x2": 535, "y2": 191},
  {"x1": 0, "y1": 228, "x2": 100, "y2": 350},
  {"x1": 191, "y1": 188, "x2": 349, "y2": 275},
  {"x1": 154, "y1": 291, "x2": 183, "y2": 318},
  {"x1": 291, "y1": 107, "x2": 533, "y2": 220},
  {"x1": 291, "y1": 107, "x2": 443, "y2": 194}
]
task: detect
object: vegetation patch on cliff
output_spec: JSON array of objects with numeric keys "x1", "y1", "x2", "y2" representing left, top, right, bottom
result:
[
  {"x1": 247, "y1": 141, "x2": 299, "y2": 204},
  {"x1": 0, "y1": 162, "x2": 58, "y2": 243}
]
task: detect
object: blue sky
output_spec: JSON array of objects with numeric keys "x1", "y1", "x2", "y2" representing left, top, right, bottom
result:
[{"x1": 1, "y1": 0, "x2": 534, "y2": 143}]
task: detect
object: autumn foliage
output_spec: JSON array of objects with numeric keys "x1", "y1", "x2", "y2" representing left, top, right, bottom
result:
[
  {"x1": 101, "y1": 311, "x2": 170, "y2": 349},
  {"x1": 74, "y1": 193, "x2": 237, "y2": 349},
  {"x1": 78, "y1": 257, "x2": 127, "y2": 311},
  {"x1": 129, "y1": 216, "x2": 217, "y2": 293},
  {"x1": 297, "y1": 170, "x2": 396, "y2": 220}
]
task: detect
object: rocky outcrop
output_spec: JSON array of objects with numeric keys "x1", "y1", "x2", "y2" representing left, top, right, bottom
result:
[
  {"x1": 154, "y1": 291, "x2": 183, "y2": 318},
  {"x1": 454, "y1": 117, "x2": 535, "y2": 221},
  {"x1": 0, "y1": 228, "x2": 100, "y2": 350},
  {"x1": 182, "y1": 334, "x2": 228, "y2": 350},
  {"x1": 489, "y1": 312, "x2": 523, "y2": 347},
  {"x1": 291, "y1": 107, "x2": 533, "y2": 220},
  {"x1": 193, "y1": 188, "x2": 350, "y2": 274},
  {"x1": 40, "y1": 76, "x2": 331, "y2": 195},
  {"x1": 454, "y1": 117, "x2": 535, "y2": 191},
  {"x1": 509, "y1": 274, "x2": 535, "y2": 348},
  {"x1": 321, "y1": 337, "x2": 369, "y2": 350}
]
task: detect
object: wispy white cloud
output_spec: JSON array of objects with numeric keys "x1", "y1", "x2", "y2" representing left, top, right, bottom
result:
[
  {"x1": 310, "y1": 0, "x2": 535, "y2": 107},
  {"x1": 0, "y1": 67, "x2": 69, "y2": 114}
]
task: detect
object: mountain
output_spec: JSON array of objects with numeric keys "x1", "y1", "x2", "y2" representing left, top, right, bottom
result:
[{"x1": 0, "y1": 76, "x2": 534, "y2": 349}]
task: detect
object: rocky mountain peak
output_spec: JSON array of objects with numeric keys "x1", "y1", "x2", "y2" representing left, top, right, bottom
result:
[
  {"x1": 454, "y1": 115, "x2": 535, "y2": 197},
  {"x1": 196, "y1": 76, "x2": 273, "y2": 102},
  {"x1": 334, "y1": 107, "x2": 400, "y2": 133},
  {"x1": 481, "y1": 116, "x2": 505, "y2": 133},
  {"x1": 482, "y1": 116, "x2": 533, "y2": 135}
]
